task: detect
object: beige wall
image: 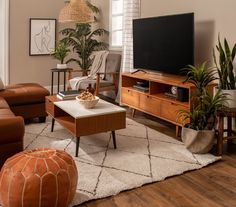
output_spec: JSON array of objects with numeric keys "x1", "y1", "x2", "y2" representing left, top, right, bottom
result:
[
  {"x1": 10, "y1": 0, "x2": 236, "y2": 85},
  {"x1": 10, "y1": 0, "x2": 63, "y2": 86},
  {"x1": 141, "y1": 0, "x2": 236, "y2": 65},
  {"x1": 9, "y1": 0, "x2": 109, "y2": 86}
]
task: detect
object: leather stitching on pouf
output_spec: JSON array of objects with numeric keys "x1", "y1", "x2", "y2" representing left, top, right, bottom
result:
[{"x1": 0, "y1": 148, "x2": 78, "y2": 207}]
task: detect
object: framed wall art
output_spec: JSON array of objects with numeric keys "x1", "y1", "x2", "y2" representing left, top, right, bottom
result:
[{"x1": 29, "y1": 18, "x2": 56, "y2": 56}]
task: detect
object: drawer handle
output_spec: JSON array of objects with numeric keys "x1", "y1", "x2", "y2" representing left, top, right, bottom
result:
[{"x1": 171, "y1": 102, "x2": 178, "y2": 106}]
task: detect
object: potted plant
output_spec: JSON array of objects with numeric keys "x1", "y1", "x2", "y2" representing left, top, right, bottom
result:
[
  {"x1": 213, "y1": 36, "x2": 236, "y2": 108},
  {"x1": 60, "y1": 3, "x2": 108, "y2": 76},
  {"x1": 51, "y1": 41, "x2": 70, "y2": 69},
  {"x1": 178, "y1": 63, "x2": 226, "y2": 154}
]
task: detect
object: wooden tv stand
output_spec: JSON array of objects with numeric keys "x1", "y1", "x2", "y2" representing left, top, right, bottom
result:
[{"x1": 121, "y1": 72, "x2": 196, "y2": 136}]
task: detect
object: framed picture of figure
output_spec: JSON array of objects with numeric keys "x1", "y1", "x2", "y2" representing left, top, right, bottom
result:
[{"x1": 29, "y1": 18, "x2": 56, "y2": 56}]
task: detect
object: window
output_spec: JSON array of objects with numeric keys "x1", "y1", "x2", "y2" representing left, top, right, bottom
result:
[{"x1": 110, "y1": 0, "x2": 123, "y2": 49}]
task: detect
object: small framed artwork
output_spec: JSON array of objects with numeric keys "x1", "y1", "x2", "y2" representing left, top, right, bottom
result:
[{"x1": 29, "y1": 18, "x2": 56, "y2": 56}]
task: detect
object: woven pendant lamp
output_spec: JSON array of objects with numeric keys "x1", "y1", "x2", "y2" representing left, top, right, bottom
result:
[{"x1": 59, "y1": 0, "x2": 94, "y2": 23}]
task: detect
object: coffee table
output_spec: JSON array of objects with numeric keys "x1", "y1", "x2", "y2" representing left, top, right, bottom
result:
[{"x1": 45, "y1": 96, "x2": 126, "y2": 156}]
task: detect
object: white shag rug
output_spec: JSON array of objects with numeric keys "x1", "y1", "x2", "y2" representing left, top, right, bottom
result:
[{"x1": 24, "y1": 118, "x2": 221, "y2": 206}]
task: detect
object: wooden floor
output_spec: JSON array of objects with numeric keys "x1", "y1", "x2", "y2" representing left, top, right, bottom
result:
[{"x1": 78, "y1": 109, "x2": 236, "y2": 207}]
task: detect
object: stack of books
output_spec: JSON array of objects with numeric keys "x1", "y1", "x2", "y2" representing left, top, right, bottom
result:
[{"x1": 56, "y1": 90, "x2": 80, "y2": 100}]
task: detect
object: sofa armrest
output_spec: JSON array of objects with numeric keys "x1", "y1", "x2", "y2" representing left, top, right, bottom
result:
[{"x1": 0, "y1": 116, "x2": 25, "y2": 144}]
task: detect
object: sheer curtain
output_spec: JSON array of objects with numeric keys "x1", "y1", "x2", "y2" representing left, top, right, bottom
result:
[
  {"x1": 121, "y1": 0, "x2": 141, "y2": 73},
  {"x1": 0, "y1": 0, "x2": 9, "y2": 84},
  {"x1": 116, "y1": 0, "x2": 140, "y2": 103}
]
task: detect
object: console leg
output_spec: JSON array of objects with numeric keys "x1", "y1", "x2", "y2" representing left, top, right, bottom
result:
[
  {"x1": 132, "y1": 109, "x2": 136, "y2": 118},
  {"x1": 112, "y1": 131, "x2": 117, "y2": 149},
  {"x1": 217, "y1": 116, "x2": 224, "y2": 156},
  {"x1": 227, "y1": 116, "x2": 233, "y2": 145},
  {"x1": 76, "y1": 137, "x2": 80, "y2": 157},
  {"x1": 176, "y1": 125, "x2": 181, "y2": 137},
  {"x1": 51, "y1": 118, "x2": 55, "y2": 132}
]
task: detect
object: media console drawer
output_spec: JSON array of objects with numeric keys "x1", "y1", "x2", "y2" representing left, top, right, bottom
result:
[
  {"x1": 160, "y1": 100, "x2": 189, "y2": 124},
  {"x1": 139, "y1": 94, "x2": 161, "y2": 116},
  {"x1": 121, "y1": 88, "x2": 139, "y2": 108}
]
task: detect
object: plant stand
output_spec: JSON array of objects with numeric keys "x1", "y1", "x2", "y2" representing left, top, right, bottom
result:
[
  {"x1": 216, "y1": 108, "x2": 236, "y2": 155},
  {"x1": 50, "y1": 68, "x2": 73, "y2": 95}
]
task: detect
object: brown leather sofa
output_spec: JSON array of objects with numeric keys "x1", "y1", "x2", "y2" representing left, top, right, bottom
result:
[
  {"x1": 0, "y1": 83, "x2": 50, "y2": 168},
  {"x1": 0, "y1": 83, "x2": 50, "y2": 120},
  {"x1": 0, "y1": 97, "x2": 24, "y2": 168}
]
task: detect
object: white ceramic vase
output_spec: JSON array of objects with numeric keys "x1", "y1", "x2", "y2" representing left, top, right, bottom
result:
[
  {"x1": 214, "y1": 86, "x2": 236, "y2": 108},
  {"x1": 222, "y1": 89, "x2": 236, "y2": 108},
  {"x1": 56, "y1": 64, "x2": 67, "y2": 69}
]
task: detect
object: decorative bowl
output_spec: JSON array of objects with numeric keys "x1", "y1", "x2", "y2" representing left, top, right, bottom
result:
[{"x1": 76, "y1": 96, "x2": 99, "y2": 109}]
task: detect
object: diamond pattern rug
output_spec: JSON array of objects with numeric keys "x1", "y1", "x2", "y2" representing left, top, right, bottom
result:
[{"x1": 24, "y1": 118, "x2": 221, "y2": 206}]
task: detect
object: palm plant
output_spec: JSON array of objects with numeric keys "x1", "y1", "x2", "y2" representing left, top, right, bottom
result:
[
  {"x1": 213, "y1": 36, "x2": 236, "y2": 90},
  {"x1": 61, "y1": 24, "x2": 108, "y2": 74},
  {"x1": 60, "y1": 2, "x2": 108, "y2": 75},
  {"x1": 179, "y1": 63, "x2": 226, "y2": 130}
]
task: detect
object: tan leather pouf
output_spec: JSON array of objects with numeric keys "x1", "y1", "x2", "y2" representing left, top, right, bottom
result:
[{"x1": 0, "y1": 148, "x2": 78, "y2": 207}]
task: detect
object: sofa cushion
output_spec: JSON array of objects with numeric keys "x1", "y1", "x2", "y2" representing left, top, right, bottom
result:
[
  {"x1": 0, "y1": 108, "x2": 15, "y2": 118},
  {"x1": 0, "y1": 97, "x2": 10, "y2": 109},
  {"x1": 0, "y1": 83, "x2": 49, "y2": 106}
]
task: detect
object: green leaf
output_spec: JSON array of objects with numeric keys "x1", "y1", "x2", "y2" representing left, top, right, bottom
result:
[{"x1": 60, "y1": 20, "x2": 109, "y2": 71}]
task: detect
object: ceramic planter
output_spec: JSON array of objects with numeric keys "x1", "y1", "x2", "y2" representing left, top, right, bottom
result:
[
  {"x1": 222, "y1": 89, "x2": 236, "y2": 108},
  {"x1": 181, "y1": 127, "x2": 215, "y2": 154},
  {"x1": 57, "y1": 63, "x2": 67, "y2": 69},
  {"x1": 214, "y1": 86, "x2": 236, "y2": 108}
]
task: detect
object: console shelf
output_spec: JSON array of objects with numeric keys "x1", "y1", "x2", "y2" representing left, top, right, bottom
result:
[{"x1": 121, "y1": 72, "x2": 196, "y2": 136}]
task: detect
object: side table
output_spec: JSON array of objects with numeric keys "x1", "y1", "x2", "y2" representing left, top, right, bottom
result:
[
  {"x1": 50, "y1": 68, "x2": 73, "y2": 95},
  {"x1": 217, "y1": 108, "x2": 236, "y2": 155}
]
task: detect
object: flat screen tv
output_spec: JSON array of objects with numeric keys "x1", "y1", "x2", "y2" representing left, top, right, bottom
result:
[{"x1": 133, "y1": 13, "x2": 194, "y2": 75}]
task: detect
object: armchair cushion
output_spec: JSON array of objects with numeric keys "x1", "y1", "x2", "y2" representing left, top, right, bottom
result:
[
  {"x1": 105, "y1": 54, "x2": 121, "y2": 81},
  {"x1": 70, "y1": 78, "x2": 114, "y2": 91}
]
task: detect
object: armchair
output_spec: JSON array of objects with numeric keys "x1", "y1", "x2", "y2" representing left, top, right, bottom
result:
[{"x1": 68, "y1": 53, "x2": 121, "y2": 96}]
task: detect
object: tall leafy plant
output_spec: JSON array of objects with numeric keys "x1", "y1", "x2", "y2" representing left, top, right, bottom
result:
[
  {"x1": 179, "y1": 63, "x2": 226, "y2": 130},
  {"x1": 213, "y1": 36, "x2": 236, "y2": 90},
  {"x1": 60, "y1": 2, "x2": 108, "y2": 75},
  {"x1": 61, "y1": 24, "x2": 108, "y2": 73}
]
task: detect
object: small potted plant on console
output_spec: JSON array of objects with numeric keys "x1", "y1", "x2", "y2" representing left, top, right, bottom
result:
[
  {"x1": 51, "y1": 41, "x2": 70, "y2": 69},
  {"x1": 213, "y1": 36, "x2": 236, "y2": 108},
  {"x1": 178, "y1": 62, "x2": 226, "y2": 154}
]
